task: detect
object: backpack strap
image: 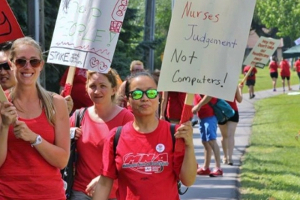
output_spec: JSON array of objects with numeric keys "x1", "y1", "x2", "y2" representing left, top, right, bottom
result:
[
  {"x1": 170, "y1": 123, "x2": 176, "y2": 152},
  {"x1": 113, "y1": 126, "x2": 123, "y2": 156},
  {"x1": 74, "y1": 107, "x2": 88, "y2": 128}
]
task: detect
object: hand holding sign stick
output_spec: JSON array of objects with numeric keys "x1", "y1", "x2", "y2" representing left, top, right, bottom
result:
[
  {"x1": 60, "y1": 66, "x2": 76, "y2": 97},
  {"x1": 175, "y1": 93, "x2": 194, "y2": 152},
  {"x1": 0, "y1": 86, "x2": 18, "y2": 125}
]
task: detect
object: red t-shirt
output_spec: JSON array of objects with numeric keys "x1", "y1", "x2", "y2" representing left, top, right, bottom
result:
[
  {"x1": 0, "y1": 111, "x2": 65, "y2": 200},
  {"x1": 70, "y1": 108, "x2": 134, "y2": 198},
  {"x1": 295, "y1": 60, "x2": 300, "y2": 72},
  {"x1": 60, "y1": 68, "x2": 93, "y2": 112},
  {"x1": 269, "y1": 61, "x2": 278, "y2": 73},
  {"x1": 243, "y1": 65, "x2": 257, "y2": 80},
  {"x1": 280, "y1": 60, "x2": 291, "y2": 76},
  {"x1": 101, "y1": 120, "x2": 184, "y2": 200},
  {"x1": 166, "y1": 92, "x2": 186, "y2": 120},
  {"x1": 193, "y1": 95, "x2": 217, "y2": 119}
]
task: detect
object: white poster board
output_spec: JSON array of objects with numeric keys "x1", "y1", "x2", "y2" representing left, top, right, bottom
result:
[
  {"x1": 158, "y1": 0, "x2": 256, "y2": 101},
  {"x1": 243, "y1": 37, "x2": 280, "y2": 68},
  {"x1": 47, "y1": 0, "x2": 128, "y2": 73}
]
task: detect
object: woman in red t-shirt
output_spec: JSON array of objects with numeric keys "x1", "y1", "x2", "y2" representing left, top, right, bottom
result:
[
  {"x1": 93, "y1": 71, "x2": 197, "y2": 200},
  {"x1": 160, "y1": 91, "x2": 188, "y2": 124},
  {"x1": 280, "y1": 58, "x2": 292, "y2": 92},
  {"x1": 0, "y1": 37, "x2": 69, "y2": 200},
  {"x1": 69, "y1": 70, "x2": 134, "y2": 200},
  {"x1": 218, "y1": 85, "x2": 243, "y2": 165},
  {"x1": 243, "y1": 65, "x2": 257, "y2": 99},
  {"x1": 269, "y1": 56, "x2": 279, "y2": 91},
  {"x1": 294, "y1": 58, "x2": 300, "y2": 90}
]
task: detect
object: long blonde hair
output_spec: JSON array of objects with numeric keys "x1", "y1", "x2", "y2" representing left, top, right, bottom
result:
[{"x1": 9, "y1": 37, "x2": 56, "y2": 126}]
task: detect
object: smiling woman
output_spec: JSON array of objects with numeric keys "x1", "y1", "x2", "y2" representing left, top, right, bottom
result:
[{"x1": 0, "y1": 36, "x2": 70, "y2": 199}]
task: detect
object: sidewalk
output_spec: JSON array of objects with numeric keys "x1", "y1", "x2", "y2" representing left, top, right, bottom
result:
[{"x1": 180, "y1": 85, "x2": 299, "y2": 200}]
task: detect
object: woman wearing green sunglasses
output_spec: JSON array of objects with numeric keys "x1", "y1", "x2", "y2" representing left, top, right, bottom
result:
[{"x1": 93, "y1": 71, "x2": 197, "y2": 200}]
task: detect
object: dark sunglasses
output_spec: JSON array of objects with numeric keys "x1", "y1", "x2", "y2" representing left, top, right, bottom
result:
[
  {"x1": 13, "y1": 58, "x2": 41, "y2": 68},
  {"x1": 0, "y1": 62, "x2": 11, "y2": 70},
  {"x1": 129, "y1": 89, "x2": 158, "y2": 100}
]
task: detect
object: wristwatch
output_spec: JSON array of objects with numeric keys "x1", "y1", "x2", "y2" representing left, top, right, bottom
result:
[{"x1": 31, "y1": 135, "x2": 42, "y2": 147}]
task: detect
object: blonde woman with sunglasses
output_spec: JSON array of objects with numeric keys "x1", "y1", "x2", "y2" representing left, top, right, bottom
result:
[
  {"x1": 93, "y1": 71, "x2": 197, "y2": 200},
  {"x1": 0, "y1": 37, "x2": 70, "y2": 199}
]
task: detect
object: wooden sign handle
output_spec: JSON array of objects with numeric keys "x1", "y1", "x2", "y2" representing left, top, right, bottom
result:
[
  {"x1": 61, "y1": 66, "x2": 76, "y2": 97},
  {"x1": 175, "y1": 93, "x2": 194, "y2": 152},
  {"x1": 240, "y1": 65, "x2": 254, "y2": 85}
]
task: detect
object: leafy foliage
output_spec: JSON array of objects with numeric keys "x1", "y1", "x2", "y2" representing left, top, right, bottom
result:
[
  {"x1": 255, "y1": 0, "x2": 300, "y2": 45},
  {"x1": 112, "y1": 7, "x2": 144, "y2": 80}
]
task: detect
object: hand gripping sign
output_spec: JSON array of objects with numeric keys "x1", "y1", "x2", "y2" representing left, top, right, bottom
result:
[
  {"x1": 157, "y1": 0, "x2": 256, "y2": 151},
  {"x1": 48, "y1": 0, "x2": 128, "y2": 96}
]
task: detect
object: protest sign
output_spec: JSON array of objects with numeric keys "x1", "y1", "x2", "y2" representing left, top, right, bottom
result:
[
  {"x1": 47, "y1": 0, "x2": 128, "y2": 73},
  {"x1": 241, "y1": 37, "x2": 280, "y2": 84},
  {"x1": 0, "y1": 0, "x2": 24, "y2": 44},
  {"x1": 158, "y1": 0, "x2": 256, "y2": 101},
  {"x1": 243, "y1": 37, "x2": 280, "y2": 68}
]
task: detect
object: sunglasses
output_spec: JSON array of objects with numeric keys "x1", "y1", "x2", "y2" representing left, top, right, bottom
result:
[
  {"x1": 13, "y1": 58, "x2": 41, "y2": 68},
  {"x1": 0, "y1": 62, "x2": 10, "y2": 70},
  {"x1": 129, "y1": 89, "x2": 158, "y2": 100}
]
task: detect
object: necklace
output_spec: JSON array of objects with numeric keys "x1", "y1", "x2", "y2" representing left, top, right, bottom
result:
[{"x1": 13, "y1": 98, "x2": 42, "y2": 113}]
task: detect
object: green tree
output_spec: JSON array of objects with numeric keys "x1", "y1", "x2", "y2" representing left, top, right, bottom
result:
[
  {"x1": 127, "y1": 0, "x2": 172, "y2": 70},
  {"x1": 255, "y1": 0, "x2": 300, "y2": 46},
  {"x1": 154, "y1": 0, "x2": 172, "y2": 69},
  {"x1": 112, "y1": 7, "x2": 144, "y2": 79}
]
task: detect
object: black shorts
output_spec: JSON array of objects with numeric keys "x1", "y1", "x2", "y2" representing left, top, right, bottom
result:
[
  {"x1": 218, "y1": 110, "x2": 239, "y2": 125},
  {"x1": 270, "y1": 72, "x2": 278, "y2": 79},
  {"x1": 281, "y1": 76, "x2": 290, "y2": 80},
  {"x1": 297, "y1": 72, "x2": 300, "y2": 79},
  {"x1": 246, "y1": 79, "x2": 255, "y2": 86}
]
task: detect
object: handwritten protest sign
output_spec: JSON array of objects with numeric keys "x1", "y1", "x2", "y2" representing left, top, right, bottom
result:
[
  {"x1": 47, "y1": 0, "x2": 128, "y2": 73},
  {"x1": 0, "y1": 0, "x2": 24, "y2": 44},
  {"x1": 243, "y1": 37, "x2": 280, "y2": 68},
  {"x1": 158, "y1": 0, "x2": 256, "y2": 101}
]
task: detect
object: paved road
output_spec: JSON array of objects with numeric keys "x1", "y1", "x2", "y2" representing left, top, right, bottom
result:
[{"x1": 180, "y1": 85, "x2": 299, "y2": 200}]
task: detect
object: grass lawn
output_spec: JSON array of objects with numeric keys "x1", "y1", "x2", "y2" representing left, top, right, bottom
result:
[
  {"x1": 239, "y1": 67, "x2": 300, "y2": 199},
  {"x1": 238, "y1": 66, "x2": 300, "y2": 93}
]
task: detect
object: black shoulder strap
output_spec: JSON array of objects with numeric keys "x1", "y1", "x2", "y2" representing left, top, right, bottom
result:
[
  {"x1": 113, "y1": 126, "x2": 123, "y2": 156},
  {"x1": 74, "y1": 107, "x2": 88, "y2": 128},
  {"x1": 170, "y1": 123, "x2": 176, "y2": 152}
]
